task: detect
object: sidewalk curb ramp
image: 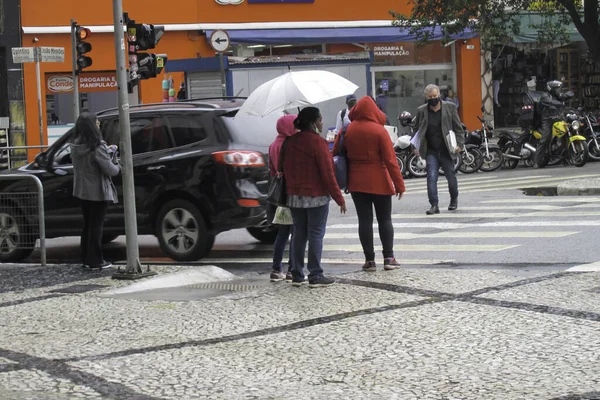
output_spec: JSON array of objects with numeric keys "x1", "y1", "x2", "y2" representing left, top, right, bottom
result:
[
  {"x1": 557, "y1": 177, "x2": 600, "y2": 196},
  {"x1": 99, "y1": 266, "x2": 237, "y2": 296}
]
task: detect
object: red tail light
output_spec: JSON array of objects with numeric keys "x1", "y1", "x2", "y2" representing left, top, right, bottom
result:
[{"x1": 212, "y1": 151, "x2": 265, "y2": 167}]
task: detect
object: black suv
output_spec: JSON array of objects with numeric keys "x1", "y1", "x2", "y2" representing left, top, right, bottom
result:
[{"x1": 0, "y1": 98, "x2": 279, "y2": 262}]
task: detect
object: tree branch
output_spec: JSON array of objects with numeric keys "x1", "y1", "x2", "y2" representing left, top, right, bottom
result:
[{"x1": 556, "y1": 0, "x2": 587, "y2": 35}]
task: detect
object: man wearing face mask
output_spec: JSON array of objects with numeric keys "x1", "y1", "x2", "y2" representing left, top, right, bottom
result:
[{"x1": 411, "y1": 84, "x2": 465, "y2": 215}]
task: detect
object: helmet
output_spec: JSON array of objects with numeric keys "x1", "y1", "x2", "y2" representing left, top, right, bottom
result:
[
  {"x1": 547, "y1": 80, "x2": 563, "y2": 95},
  {"x1": 416, "y1": 157, "x2": 426, "y2": 169},
  {"x1": 398, "y1": 111, "x2": 413, "y2": 127}
]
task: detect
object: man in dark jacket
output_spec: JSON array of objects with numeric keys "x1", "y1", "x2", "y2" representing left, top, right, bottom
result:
[{"x1": 412, "y1": 84, "x2": 465, "y2": 215}]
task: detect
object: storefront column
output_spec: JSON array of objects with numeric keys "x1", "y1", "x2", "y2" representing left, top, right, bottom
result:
[{"x1": 455, "y1": 38, "x2": 482, "y2": 130}]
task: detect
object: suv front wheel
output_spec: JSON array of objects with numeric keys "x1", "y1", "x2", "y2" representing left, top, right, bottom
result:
[{"x1": 156, "y1": 199, "x2": 210, "y2": 261}]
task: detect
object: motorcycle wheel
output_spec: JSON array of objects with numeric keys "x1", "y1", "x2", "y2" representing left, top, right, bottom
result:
[
  {"x1": 569, "y1": 141, "x2": 589, "y2": 167},
  {"x1": 500, "y1": 141, "x2": 519, "y2": 170},
  {"x1": 396, "y1": 154, "x2": 406, "y2": 175},
  {"x1": 480, "y1": 146, "x2": 503, "y2": 172},
  {"x1": 459, "y1": 147, "x2": 483, "y2": 174},
  {"x1": 407, "y1": 153, "x2": 427, "y2": 178},
  {"x1": 587, "y1": 138, "x2": 600, "y2": 161},
  {"x1": 439, "y1": 153, "x2": 462, "y2": 176}
]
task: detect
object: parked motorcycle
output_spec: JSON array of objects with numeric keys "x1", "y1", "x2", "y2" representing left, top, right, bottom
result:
[
  {"x1": 551, "y1": 110, "x2": 589, "y2": 167},
  {"x1": 576, "y1": 108, "x2": 600, "y2": 161},
  {"x1": 496, "y1": 120, "x2": 537, "y2": 169},
  {"x1": 459, "y1": 124, "x2": 484, "y2": 174},
  {"x1": 472, "y1": 108, "x2": 503, "y2": 171}
]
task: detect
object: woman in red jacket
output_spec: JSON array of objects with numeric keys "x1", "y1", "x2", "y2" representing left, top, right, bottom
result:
[
  {"x1": 343, "y1": 96, "x2": 405, "y2": 271},
  {"x1": 283, "y1": 107, "x2": 347, "y2": 288}
]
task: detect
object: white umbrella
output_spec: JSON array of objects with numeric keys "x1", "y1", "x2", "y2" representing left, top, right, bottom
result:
[{"x1": 236, "y1": 70, "x2": 359, "y2": 118}]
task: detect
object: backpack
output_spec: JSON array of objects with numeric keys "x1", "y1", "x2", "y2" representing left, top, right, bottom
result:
[{"x1": 333, "y1": 127, "x2": 348, "y2": 191}]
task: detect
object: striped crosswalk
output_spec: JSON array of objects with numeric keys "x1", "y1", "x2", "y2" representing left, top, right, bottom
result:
[{"x1": 195, "y1": 172, "x2": 600, "y2": 266}]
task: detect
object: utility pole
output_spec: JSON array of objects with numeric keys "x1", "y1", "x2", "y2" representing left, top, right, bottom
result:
[
  {"x1": 34, "y1": 46, "x2": 44, "y2": 149},
  {"x1": 70, "y1": 20, "x2": 80, "y2": 121},
  {"x1": 111, "y1": 0, "x2": 155, "y2": 280}
]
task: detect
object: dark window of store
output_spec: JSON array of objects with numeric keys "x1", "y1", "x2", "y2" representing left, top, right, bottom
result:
[{"x1": 168, "y1": 115, "x2": 208, "y2": 147}]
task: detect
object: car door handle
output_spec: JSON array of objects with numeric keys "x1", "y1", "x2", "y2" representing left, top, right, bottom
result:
[{"x1": 147, "y1": 165, "x2": 166, "y2": 171}]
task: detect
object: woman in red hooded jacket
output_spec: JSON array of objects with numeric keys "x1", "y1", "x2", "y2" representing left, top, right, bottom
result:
[
  {"x1": 267, "y1": 114, "x2": 297, "y2": 282},
  {"x1": 341, "y1": 96, "x2": 405, "y2": 272}
]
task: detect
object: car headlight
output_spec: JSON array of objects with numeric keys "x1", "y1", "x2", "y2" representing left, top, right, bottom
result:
[{"x1": 571, "y1": 120, "x2": 581, "y2": 130}]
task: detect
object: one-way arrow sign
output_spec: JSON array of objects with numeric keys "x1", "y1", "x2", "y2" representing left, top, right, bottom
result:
[{"x1": 210, "y1": 30, "x2": 231, "y2": 53}]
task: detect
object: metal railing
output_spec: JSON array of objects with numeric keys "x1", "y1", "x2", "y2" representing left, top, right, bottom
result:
[
  {"x1": 0, "y1": 145, "x2": 50, "y2": 171},
  {"x1": 0, "y1": 174, "x2": 46, "y2": 266}
]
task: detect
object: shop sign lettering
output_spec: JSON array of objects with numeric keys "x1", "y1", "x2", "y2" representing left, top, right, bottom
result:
[
  {"x1": 47, "y1": 72, "x2": 118, "y2": 93},
  {"x1": 48, "y1": 76, "x2": 73, "y2": 92},
  {"x1": 373, "y1": 46, "x2": 410, "y2": 57}
]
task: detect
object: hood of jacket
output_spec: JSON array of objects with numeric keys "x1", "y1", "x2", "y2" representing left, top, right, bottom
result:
[
  {"x1": 276, "y1": 114, "x2": 297, "y2": 138},
  {"x1": 70, "y1": 142, "x2": 94, "y2": 162},
  {"x1": 348, "y1": 96, "x2": 386, "y2": 125}
]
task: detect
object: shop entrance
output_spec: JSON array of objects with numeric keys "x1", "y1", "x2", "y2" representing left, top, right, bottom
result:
[{"x1": 372, "y1": 65, "x2": 455, "y2": 131}]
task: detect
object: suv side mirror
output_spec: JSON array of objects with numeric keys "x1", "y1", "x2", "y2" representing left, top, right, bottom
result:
[{"x1": 33, "y1": 152, "x2": 47, "y2": 168}]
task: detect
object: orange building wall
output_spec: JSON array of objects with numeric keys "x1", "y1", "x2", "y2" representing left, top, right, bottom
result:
[
  {"x1": 455, "y1": 38, "x2": 482, "y2": 130},
  {"x1": 22, "y1": 0, "x2": 409, "y2": 26}
]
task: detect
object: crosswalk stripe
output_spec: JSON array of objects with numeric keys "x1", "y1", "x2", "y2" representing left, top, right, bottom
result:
[
  {"x1": 460, "y1": 205, "x2": 565, "y2": 210},
  {"x1": 210, "y1": 244, "x2": 519, "y2": 252},
  {"x1": 405, "y1": 174, "x2": 552, "y2": 189},
  {"x1": 196, "y1": 258, "x2": 451, "y2": 265},
  {"x1": 480, "y1": 197, "x2": 600, "y2": 203},
  {"x1": 405, "y1": 174, "x2": 600, "y2": 195},
  {"x1": 388, "y1": 211, "x2": 600, "y2": 218},
  {"x1": 328, "y1": 220, "x2": 600, "y2": 229},
  {"x1": 325, "y1": 231, "x2": 578, "y2": 239}
]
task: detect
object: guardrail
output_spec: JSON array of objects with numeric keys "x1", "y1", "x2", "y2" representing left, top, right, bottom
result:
[
  {"x1": 0, "y1": 145, "x2": 49, "y2": 170},
  {"x1": 0, "y1": 174, "x2": 46, "y2": 266}
]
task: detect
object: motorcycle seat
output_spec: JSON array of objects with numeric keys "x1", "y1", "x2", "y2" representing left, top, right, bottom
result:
[{"x1": 497, "y1": 130, "x2": 522, "y2": 140}]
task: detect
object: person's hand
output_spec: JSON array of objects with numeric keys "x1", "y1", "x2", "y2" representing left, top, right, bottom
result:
[
  {"x1": 455, "y1": 146, "x2": 462, "y2": 153},
  {"x1": 412, "y1": 148, "x2": 420, "y2": 156},
  {"x1": 396, "y1": 192, "x2": 404, "y2": 200},
  {"x1": 340, "y1": 203, "x2": 347, "y2": 214}
]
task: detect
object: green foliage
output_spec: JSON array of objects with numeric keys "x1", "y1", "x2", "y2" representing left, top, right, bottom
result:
[{"x1": 390, "y1": 0, "x2": 587, "y2": 53}]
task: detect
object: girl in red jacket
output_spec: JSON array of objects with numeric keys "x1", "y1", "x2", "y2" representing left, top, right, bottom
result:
[
  {"x1": 343, "y1": 96, "x2": 405, "y2": 271},
  {"x1": 283, "y1": 107, "x2": 347, "y2": 287}
]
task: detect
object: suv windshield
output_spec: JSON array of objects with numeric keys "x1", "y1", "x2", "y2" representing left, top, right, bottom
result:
[{"x1": 221, "y1": 112, "x2": 283, "y2": 147}]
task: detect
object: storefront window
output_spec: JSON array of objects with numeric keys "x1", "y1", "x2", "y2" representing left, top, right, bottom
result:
[{"x1": 373, "y1": 69, "x2": 455, "y2": 129}]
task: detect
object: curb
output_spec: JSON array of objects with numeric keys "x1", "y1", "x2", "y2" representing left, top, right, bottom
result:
[{"x1": 556, "y1": 178, "x2": 600, "y2": 196}]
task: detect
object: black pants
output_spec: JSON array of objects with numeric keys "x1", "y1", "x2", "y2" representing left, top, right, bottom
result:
[
  {"x1": 80, "y1": 200, "x2": 108, "y2": 267},
  {"x1": 535, "y1": 118, "x2": 555, "y2": 167},
  {"x1": 351, "y1": 192, "x2": 394, "y2": 261}
]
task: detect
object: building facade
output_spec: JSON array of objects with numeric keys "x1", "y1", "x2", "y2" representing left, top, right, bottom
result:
[{"x1": 19, "y1": 0, "x2": 482, "y2": 160}]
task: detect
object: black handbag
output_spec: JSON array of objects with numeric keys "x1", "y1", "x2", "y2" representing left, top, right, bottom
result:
[{"x1": 266, "y1": 138, "x2": 288, "y2": 206}]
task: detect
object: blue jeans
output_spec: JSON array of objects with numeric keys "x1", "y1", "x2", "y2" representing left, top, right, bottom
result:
[
  {"x1": 290, "y1": 204, "x2": 329, "y2": 281},
  {"x1": 272, "y1": 224, "x2": 293, "y2": 273},
  {"x1": 426, "y1": 150, "x2": 458, "y2": 206}
]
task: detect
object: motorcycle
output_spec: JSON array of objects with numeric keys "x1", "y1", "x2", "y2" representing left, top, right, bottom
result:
[
  {"x1": 396, "y1": 111, "x2": 461, "y2": 178},
  {"x1": 576, "y1": 108, "x2": 600, "y2": 161},
  {"x1": 496, "y1": 128, "x2": 537, "y2": 169},
  {"x1": 459, "y1": 124, "x2": 484, "y2": 174},
  {"x1": 547, "y1": 110, "x2": 589, "y2": 167},
  {"x1": 472, "y1": 107, "x2": 504, "y2": 171}
]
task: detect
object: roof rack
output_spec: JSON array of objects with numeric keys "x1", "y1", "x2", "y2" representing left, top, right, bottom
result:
[
  {"x1": 178, "y1": 96, "x2": 248, "y2": 103},
  {"x1": 97, "y1": 98, "x2": 246, "y2": 116}
]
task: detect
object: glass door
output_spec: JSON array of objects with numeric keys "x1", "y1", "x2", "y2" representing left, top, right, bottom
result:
[{"x1": 372, "y1": 66, "x2": 454, "y2": 132}]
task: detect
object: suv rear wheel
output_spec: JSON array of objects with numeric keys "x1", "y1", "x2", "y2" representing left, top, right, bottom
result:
[{"x1": 156, "y1": 199, "x2": 209, "y2": 261}]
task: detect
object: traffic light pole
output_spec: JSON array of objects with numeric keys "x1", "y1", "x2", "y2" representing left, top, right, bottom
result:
[
  {"x1": 111, "y1": 0, "x2": 155, "y2": 280},
  {"x1": 70, "y1": 19, "x2": 80, "y2": 121}
]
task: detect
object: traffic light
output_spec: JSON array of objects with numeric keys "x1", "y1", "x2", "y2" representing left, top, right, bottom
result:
[
  {"x1": 125, "y1": 14, "x2": 167, "y2": 90},
  {"x1": 137, "y1": 53, "x2": 168, "y2": 79},
  {"x1": 134, "y1": 24, "x2": 165, "y2": 51},
  {"x1": 75, "y1": 25, "x2": 92, "y2": 71}
]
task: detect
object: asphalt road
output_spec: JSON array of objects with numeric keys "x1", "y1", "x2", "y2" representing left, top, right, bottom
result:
[{"x1": 25, "y1": 162, "x2": 600, "y2": 273}]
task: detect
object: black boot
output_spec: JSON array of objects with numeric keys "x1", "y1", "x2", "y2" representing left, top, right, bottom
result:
[
  {"x1": 448, "y1": 198, "x2": 458, "y2": 211},
  {"x1": 426, "y1": 205, "x2": 440, "y2": 215}
]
